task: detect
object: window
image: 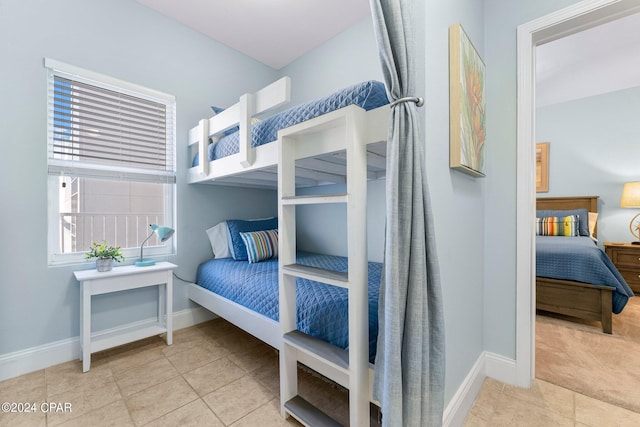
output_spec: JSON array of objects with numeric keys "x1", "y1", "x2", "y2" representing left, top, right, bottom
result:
[{"x1": 46, "y1": 59, "x2": 176, "y2": 265}]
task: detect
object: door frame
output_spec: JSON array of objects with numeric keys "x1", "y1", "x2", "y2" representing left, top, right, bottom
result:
[{"x1": 515, "y1": 0, "x2": 640, "y2": 387}]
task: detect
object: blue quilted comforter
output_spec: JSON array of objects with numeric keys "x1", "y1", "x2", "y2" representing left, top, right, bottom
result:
[
  {"x1": 193, "y1": 80, "x2": 389, "y2": 165},
  {"x1": 196, "y1": 252, "x2": 382, "y2": 362},
  {"x1": 536, "y1": 236, "x2": 633, "y2": 313}
]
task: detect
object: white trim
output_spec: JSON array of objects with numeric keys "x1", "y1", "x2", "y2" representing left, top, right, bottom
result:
[
  {"x1": 443, "y1": 353, "x2": 486, "y2": 427},
  {"x1": 0, "y1": 307, "x2": 214, "y2": 382},
  {"x1": 173, "y1": 305, "x2": 217, "y2": 329},
  {"x1": 45, "y1": 58, "x2": 177, "y2": 267},
  {"x1": 44, "y1": 58, "x2": 175, "y2": 104},
  {"x1": 484, "y1": 352, "x2": 518, "y2": 385},
  {"x1": 515, "y1": 0, "x2": 640, "y2": 389},
  {"x1": 442, "y1": 351, "x2": 516, "y2": 427},
  {"x1": 516, "y1": 13, "x2": 537, "y2": 389}
]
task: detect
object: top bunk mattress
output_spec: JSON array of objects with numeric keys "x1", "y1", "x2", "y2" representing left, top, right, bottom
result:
[
  {"x1": 195, "y1": 251, "x2": 382, "y2": 362},
  {"x1": 193, "y1": 80, "x2": 389, "y2": 166},
  {"x1": 536, "y1": 235, "x2": 634, "y2": 313}
]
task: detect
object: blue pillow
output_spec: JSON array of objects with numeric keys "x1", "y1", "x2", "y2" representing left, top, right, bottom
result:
[
  {"x1": 536, "y1": 209, "x2": 590, "y2": 236},
  {"x1": 210, "y1": 106, "x2": 239, "y2": 137},
  {"x1": 226, "y1": 217, "x2": 278, "y2": 261},
  {"x1": 359, "y1": 80, "x2": 390, "y2": 110}
]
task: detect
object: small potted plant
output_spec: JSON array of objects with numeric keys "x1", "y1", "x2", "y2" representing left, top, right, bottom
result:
[{"x1": 86, "y1": 241, "x2": 125, "y2": 272}]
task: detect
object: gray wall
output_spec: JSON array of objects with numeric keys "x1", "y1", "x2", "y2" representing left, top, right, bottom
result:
[
  {"x1": 279, "y1": 18, "x2": 386, "y2": 262},
  {"x1": 536, "y1": 86, "x2": 640, "y2": 245},
  {"x1": 483, "y1": 0, "x2": 583, "y2": 358},
  {"x1": 424, "y1": 0, "x2": 486, "y2": 404},
  {"x1": 0, "y1": 0, "x2": 279, "y2": 355}
]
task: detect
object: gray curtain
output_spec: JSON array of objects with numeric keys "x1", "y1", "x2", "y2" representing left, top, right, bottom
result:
[{"x1": 370, "y1": 1, "x2": 445, "y2": 426}]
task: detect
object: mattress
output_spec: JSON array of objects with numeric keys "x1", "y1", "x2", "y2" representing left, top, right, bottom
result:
[
  {"x1": 536, "y1": 236, "x2": 633, "y2": 313},
  {"x1": 193, "y1": 80, "x2": 389, "y2": 166},
  {"x1": 195, "y1": 252, "x2": 382, "y2": 362}
]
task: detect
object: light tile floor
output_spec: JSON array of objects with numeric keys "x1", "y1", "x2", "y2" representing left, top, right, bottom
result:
[
  {"x1": 464, "y1": 377, "x2": 640, "y2": 427},
  {"x1": 4, "y1": 316, "x2": 637, "y2": 427},
  {"x1": 0, "y1": 318, "x2": 362, "y2": 427}
]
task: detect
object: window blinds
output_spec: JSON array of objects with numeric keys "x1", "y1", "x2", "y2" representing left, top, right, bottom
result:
[{"x1": 46, "y1": 60, "x2": 176, "y2": 183}]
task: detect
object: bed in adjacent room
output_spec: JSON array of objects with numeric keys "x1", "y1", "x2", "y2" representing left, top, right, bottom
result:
[{"x1": 536, "y1": 196, "x2": 633, "y2": 333}]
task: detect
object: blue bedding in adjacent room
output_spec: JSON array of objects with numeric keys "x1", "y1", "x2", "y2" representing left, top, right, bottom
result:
[
  {"x1": 193, "y1": 80, "x2": 389, "y2": 166},
  {"x1": 196, "y1": 252, "x2": 382, "y2": 362},
  {"x1": 536, "y1": 236, "x2": 633, "y2": 313}
]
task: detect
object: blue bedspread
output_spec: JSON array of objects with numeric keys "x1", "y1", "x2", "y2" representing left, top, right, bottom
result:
[
  {"x1": 196, "y1": 252, "x2": 382, "y2": 362},
  {"x1": 536, "y1": 236, "x2": 633, "y2": 313},
  {"x1": 193, "y1": 80, "x2": 389, "y2": 166}
]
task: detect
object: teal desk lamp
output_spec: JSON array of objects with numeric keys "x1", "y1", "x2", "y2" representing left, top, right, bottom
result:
[{"x1": 135, "y1": 224, "x2": 175, "y2": 267}]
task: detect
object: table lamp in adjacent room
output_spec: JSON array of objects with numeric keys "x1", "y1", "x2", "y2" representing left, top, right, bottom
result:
[
  {"x1": 135, "y1": 224, "x2": 175, "y2": 266},
  {"x1": 620, "y1": 181, "x2": 640, "y2": 245}
]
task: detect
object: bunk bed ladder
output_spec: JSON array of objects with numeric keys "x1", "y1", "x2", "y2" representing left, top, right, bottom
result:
[{"x1": 278, "y1": 107, "x2": 370, "y2": 427}]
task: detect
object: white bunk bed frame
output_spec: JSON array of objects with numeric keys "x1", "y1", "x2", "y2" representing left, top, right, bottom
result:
[
  {"x1": 187, "y1": 76, "x2": 387, "y2": 189},
  {"x1": 187, "y1": 77, "x2": 390, "y2": 426}
]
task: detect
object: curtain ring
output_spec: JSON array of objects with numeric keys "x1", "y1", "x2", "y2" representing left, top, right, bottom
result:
[{"x1": 389, "y1": 96, "x2": 424, "y2": 108}]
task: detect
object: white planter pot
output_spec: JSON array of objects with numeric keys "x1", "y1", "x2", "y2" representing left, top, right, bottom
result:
[{"x1": 96, "y1": 258, "x2": 114, "y2": 272}]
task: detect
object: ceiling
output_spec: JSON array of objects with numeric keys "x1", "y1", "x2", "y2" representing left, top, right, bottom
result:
[
  {"x1": 135, "y1": 0, "x2": 372, "y2": 70},
  {"x1": 135, "y1": 2, "x2": 640, "y2": 102},
  {"x1": 536, "y1": 12, "x2": 640, "y2": 107}
]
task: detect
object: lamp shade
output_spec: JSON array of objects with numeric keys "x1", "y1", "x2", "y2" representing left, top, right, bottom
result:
[
  {"x1": 135, "y1": 224, "x2": 175, "y2": 267},
  {"x1": 151, "y1": 224, "x2": 175, "y2": 242},
  {"x1": 621, "y1": 182, "x2": 640, "y2": 208}
]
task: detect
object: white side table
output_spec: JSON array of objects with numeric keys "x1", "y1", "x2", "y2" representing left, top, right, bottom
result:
[{"x1": 74, "y1": 262, "x2": 177, "y2": 372}]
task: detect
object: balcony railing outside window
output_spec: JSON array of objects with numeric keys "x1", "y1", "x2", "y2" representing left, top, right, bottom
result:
[{"x1": 60, "y1": 212, "x2": 164, "y2": 254}]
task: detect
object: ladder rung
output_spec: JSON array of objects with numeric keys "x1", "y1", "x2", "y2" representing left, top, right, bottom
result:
[
  {"x1": 284, "y1": 395, "x2": 343, "y2": 427},
  {"x1": 284, "y1": 330, "x2": 349, "y2": 372},
  {"x1": 281, "y1": 193, "x2": 348, "y2": 205},
  {"x1": 282, "y1": 264, "x2": 349, "y2": 288}
]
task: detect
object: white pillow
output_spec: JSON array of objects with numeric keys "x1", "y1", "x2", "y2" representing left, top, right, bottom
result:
[{"x1": 206, "y1": 222, "x2": 231, "y2": 259}]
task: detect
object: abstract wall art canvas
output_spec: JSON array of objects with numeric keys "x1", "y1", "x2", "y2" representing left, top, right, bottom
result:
[{"x1": 449, "y1": 23, "x2": 486, "y2": 177}]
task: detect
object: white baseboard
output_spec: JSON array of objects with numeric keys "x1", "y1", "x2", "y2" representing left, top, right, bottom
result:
[
  {"x1": 443, "y1": 351, "x2": 517, "y2": 427},
  {"x1": 0, "y1": 307, "x2": 215, "y2": 382},
  {"x1": 172, "y1": 305, "x2": 217, "y2": 330},
  {"x1": 484, "y1": 351, "x2": 518, "y2": 385},
  {"x1": 443, "y1": 352, "x2": 486, "y2": 427}
]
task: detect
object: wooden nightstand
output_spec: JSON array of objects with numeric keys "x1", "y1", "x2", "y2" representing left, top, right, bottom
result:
[{"x1": 604, "y1": 242, "x2": 640, "y2": 294}]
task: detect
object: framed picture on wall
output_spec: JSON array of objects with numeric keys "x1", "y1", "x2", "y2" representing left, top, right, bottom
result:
[
  {"x1": 449, "y1": 23, "x2": 486, "y2": 178},
  {"x1": 536, "y1": 142, "x2": 549, "y2": 193}
]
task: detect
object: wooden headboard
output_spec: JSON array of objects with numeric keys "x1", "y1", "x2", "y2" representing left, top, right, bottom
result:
[
  {"x1": 536, "y1": 196, "x2": 598, "y2": 213},
  {"x1": 536, "y1": 196, "x2": 599, "y2": 237}
]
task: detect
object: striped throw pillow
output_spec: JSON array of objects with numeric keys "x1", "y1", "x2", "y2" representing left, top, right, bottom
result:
[
  {"x1": 536, "y1": 215, "x2": 579, "y2": 237},
  {"x1": 239, "y1": 229, "x2": 278, "y2": 263}
]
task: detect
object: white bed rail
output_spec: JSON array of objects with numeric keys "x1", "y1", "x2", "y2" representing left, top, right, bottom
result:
[{"x1": 188, "y1": 76, "x2": 291, "y2": 177}]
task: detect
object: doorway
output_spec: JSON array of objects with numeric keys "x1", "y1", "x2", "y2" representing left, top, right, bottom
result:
[{"x1": 515, "y1": 0, "x2": 640, "y2": 388}]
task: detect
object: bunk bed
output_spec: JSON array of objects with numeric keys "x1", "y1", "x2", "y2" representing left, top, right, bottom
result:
[
  {"x1": 194, "y1": 252, "x2": 382, "y2": 359},
  {"x1": 187, "y1": 77, "x2": 391, "y2": 426},
  {"x1": 188, "y1": 77, "x2": 389, "y2": 189},
  {"x1": 536, "y1": 196, "x2": 633, "y2": 333}
]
